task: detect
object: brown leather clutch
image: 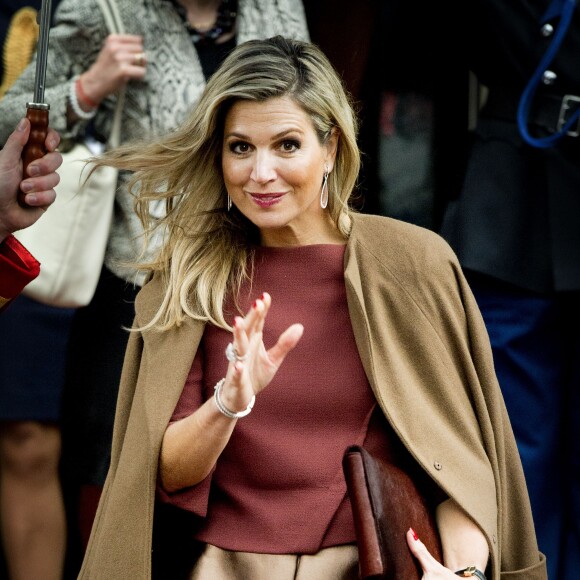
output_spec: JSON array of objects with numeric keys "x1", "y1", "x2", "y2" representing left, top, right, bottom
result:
[{"x1": 342, "y1": 445, "x2": 443, "y2": 579}]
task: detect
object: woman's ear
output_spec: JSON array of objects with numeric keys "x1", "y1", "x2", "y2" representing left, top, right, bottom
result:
[{"x1": 325, "y1": 128, "x2": 340, "y2": 172}]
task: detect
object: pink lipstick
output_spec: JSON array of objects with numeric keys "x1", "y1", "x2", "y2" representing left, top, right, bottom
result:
[{"x1": 249, "y1": 192, "x2": 285, "y2": 208}]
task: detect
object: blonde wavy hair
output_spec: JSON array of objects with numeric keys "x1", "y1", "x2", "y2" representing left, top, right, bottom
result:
[{"x1": 97, "y1": 36, "x2": 360, "y2": 332}]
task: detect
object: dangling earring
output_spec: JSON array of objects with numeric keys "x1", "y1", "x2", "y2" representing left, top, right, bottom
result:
[
  {"x1": 227, "y1": 193, "x2": 232, "y2": 211},
  {"x1": 320, "y1": 167, "x2": 329, "y2": 209}
]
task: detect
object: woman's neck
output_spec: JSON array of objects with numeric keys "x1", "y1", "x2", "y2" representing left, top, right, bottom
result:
[
  {"x1": 177, "y1": 0, "x2": 221, "y2": 30},
  {"x1": 175, "y1": 0, "x2": 237, "y2": 44}
]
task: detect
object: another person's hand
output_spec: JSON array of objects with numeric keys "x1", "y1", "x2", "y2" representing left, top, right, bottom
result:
[
  {"x1": 77, "y1": 34, "x2": 147, "y2": 108},
  {"x1": 220, "y1": 292, "x2": 304, "y2": 414},
  {"x1": 0, "y1": 118, "x2": 62, "y2": 242}
]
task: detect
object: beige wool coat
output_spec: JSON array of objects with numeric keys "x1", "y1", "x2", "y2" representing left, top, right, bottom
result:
[{"x1": 79, "y1": 213, "x2": 547, "y2": 579}]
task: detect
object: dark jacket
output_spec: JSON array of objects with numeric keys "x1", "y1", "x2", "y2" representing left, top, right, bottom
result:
[{"x1": 441, "y1": 0, "x2": 580, "y2": 293}]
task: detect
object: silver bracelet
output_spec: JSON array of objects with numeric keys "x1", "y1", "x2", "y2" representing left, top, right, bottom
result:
[
  {"x1": 69, "y1": 75, "x2": 97, "y2": 120},
  {"x1": 213, "y1": 378, "x2": 255, "y2": 419}
]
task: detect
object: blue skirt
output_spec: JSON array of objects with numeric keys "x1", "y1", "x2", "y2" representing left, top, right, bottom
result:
[{"x1": 0, "y1": 294, "x2": 75, "y2": 422}]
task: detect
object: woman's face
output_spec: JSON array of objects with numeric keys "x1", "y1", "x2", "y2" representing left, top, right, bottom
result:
[{"x1": 221, "y1": 96, "x2": 339, "y2": 247}]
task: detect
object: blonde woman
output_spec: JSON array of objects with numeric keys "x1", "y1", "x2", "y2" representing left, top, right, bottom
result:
[{"x1": 80, "y1": 37, "x2": 546, "y2": 580}]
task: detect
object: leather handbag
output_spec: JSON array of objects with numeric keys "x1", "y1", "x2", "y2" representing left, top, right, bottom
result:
[
  {"x1": 342, "y1": 445, "x2": 443, "y2": 579},
  {"x1": 14, "y1": 0, "x2": 125, "y2": 308}
]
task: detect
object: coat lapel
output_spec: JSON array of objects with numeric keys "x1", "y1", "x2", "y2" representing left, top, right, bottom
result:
[
  {"x1": 137, "y1": 277, "x2": 206, "y2": 442},
  {"x1": 343, "y1": 233, "x2": 380, "y2": 403}
]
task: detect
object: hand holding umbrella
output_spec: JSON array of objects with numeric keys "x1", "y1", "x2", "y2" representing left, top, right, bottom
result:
[{"x1": 20, "y1": 0, "x2": 52, "y2": 206}]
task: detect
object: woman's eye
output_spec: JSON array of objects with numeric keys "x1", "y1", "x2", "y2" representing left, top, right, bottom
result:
[
  {"x1": 230, "y1": 141, "x2": 250, "y2": 154},
  {"x1": 281, "y1": 140, "x2": 300, "y2": 153}
]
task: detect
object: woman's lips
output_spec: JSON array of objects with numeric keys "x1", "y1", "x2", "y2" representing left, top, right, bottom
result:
[{"x1": 249, "y1": 192, "x2": 286, "y2": 208}]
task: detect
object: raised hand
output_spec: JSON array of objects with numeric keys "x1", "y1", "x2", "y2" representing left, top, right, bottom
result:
[
  {"x1": 219, "y1": 292, "x2": 304, "y2": 414},
  {"x1": 159, "y1": 292, "x2": 304, "y2": 492}
]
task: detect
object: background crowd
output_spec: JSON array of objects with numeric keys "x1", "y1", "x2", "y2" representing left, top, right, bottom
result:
[{"x1": 0, "y1": 0, "x2": 577, "y2": 579}]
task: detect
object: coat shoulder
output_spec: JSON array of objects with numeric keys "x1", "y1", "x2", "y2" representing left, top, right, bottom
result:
[{"x1": 349, "y1": 213, "x2": 459, "y2": 276}]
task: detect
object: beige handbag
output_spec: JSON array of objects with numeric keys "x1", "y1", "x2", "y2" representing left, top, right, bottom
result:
[{"x1": 15, "y1": 0, "x2": 125, "y2": 308}]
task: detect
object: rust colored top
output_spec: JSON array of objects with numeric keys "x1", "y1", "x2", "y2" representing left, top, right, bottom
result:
[{"x1": 159, "y1": 244, "x2": 409, "y2": 553}]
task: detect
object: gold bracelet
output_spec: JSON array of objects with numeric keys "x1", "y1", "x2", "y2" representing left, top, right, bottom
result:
[{"x1": 455, "y1": 567, "x2": 487, "y2": 580}]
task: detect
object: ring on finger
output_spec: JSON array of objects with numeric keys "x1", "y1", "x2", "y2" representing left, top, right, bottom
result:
[
  {"x1": 133, "y1": 52, "x2": 146, "y2": 67},
  {"x1": 225, "y1": 342, "x2": 247, "y2": 363}
]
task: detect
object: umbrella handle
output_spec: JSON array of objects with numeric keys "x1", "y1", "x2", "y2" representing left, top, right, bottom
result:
[{"x1": 20, "y1": 103, "x2": 49, "y2": 207}]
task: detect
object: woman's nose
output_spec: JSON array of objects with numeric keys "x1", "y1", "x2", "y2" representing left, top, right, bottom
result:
[{"x1": 250, "y1": 152, "x2": 277, "y2": 184}]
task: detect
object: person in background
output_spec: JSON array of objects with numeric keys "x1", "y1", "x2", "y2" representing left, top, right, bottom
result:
[
  {"x1": 440, "y1": 2, "x2": 580, "y2": 578},
  {"x1": 0, "y1": 117, "x2": 62, "y2": 580},
  {"x1": 0, "y1": 2, "x2": 309, "y2": 577},
  {"x1": 78, "y1": 37, "x2": 545, "y2": 580},
  {"x1": 0, "y1": 118, "x2": 61, "y2": 309}
]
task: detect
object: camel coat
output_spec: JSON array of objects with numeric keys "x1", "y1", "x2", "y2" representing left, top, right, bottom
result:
[{"x1": 79, "y1": 213, "x2": 547, "y2": 579}]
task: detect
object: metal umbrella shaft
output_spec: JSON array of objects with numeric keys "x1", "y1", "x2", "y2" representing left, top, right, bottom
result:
[{"x1": 31, "y1": 0, "x2": 52, "y2": 104}]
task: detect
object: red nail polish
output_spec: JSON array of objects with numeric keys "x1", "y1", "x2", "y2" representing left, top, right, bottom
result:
[
  {"x1": 260, "y1": 293, "x2": 265, "y2": 300},
  {"x1": 410, "y1": 528, "x2": 419, "y2": 541},
  {"x1": 253, "y1": 300, "x2": 258, "y2": 309}
]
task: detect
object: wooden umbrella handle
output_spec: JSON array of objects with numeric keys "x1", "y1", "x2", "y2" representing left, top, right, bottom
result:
[{"x1": 20, "y1": 104, "x2": 50, "y2": 207}]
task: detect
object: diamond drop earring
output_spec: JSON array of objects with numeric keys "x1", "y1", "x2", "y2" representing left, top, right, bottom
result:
[{"x1": 320, "y1": 167, "x2": 329, "y2": 209}]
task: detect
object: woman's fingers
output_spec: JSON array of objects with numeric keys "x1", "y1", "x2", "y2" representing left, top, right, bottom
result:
[
  {"x1": 232, "y1": 316, "x2": 248, "y2": 357},
  {"x1": 406, "y1": 528, "x2": 447, "y2": 577},
  {"x1": 227, "y1": 293, "x2": 302, "y2": 394},
  {"x1": 254, "y1": 292, "x2": 270, "y2": 334},
  {"x1": 242, "y1": 292, "x2": 269, "y2": 336},
  {"x1": 267, "y1": 323, "x2": 304, "y2": 367},
  {"x1": 103, "y1": 34, "x2": 145, "y2": 58},
  {"x1": 229, "y1": 293, "x2": 269, "y2": 361},
  {"x1": 86, "y1": 34, "x2": 147, "y2": 96}
]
